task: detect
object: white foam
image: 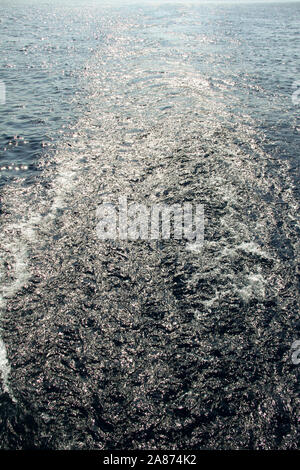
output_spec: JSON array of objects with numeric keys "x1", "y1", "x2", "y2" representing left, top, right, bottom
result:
[
  {"x1": 0, "y1": 143, "x2": 82, "y2": 399},
  {"x1": 238, "y1": 273, "x2": 266, "y2": 302},
  {"x1": 222, "y1": 242, "x2": 270, "y2": 260},
  {"x1": 0, "y1": 335, "x2": 13, "y2": 397},
  {"x1": 0, "y1": 239, "x2": 29, "y2": 400}
]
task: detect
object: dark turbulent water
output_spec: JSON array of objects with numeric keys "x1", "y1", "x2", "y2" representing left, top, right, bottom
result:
[{"x1": 0, "y1": 0, "x2": 299, "y2": 449}]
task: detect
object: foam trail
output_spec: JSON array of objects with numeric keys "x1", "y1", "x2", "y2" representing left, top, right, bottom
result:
[
  {"x1": 0, "y1": 146, "x2": 81, "y2": 400},
  {"x1": 0, "y1": 334, "x2": 13, "y2": 396},
  {"x1": 0, "y1": 243, "x2": 29, "y2": 402}
]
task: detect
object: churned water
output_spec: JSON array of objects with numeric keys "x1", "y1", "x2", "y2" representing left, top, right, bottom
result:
[{"x1": 0, "y1": 0, "x2": 299, "y2": 449}]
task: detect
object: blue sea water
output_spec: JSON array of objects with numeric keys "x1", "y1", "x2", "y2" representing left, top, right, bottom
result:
[
  {"x1": 0, "y1": 0, "x2": 299, "y2": 449},
  {"x1": 0, "y1": 1, "x2": 299, "y2": 182}
]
